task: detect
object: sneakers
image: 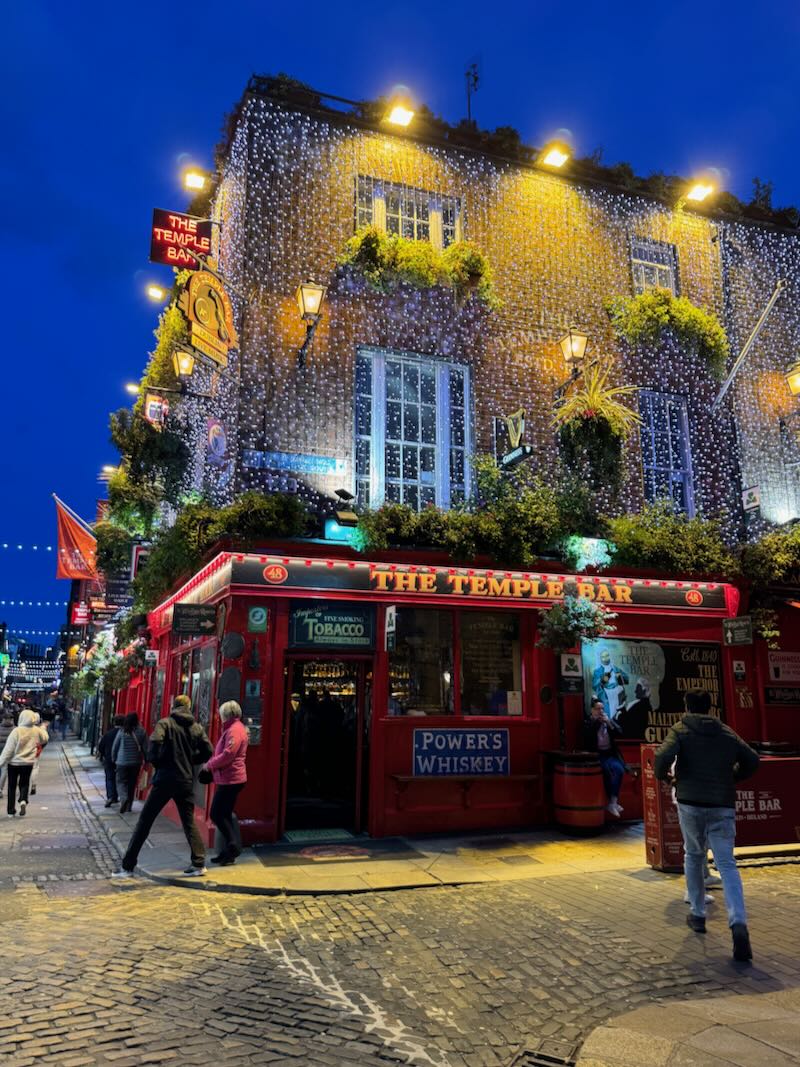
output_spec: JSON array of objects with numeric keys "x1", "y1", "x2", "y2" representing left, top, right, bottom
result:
[
  {"x1": 18, "y1": 801, "x2": 26, "y2": 817},
  {"x1": 183, "y1": 866, "x2": 207, "y2": 877},
  {"x1": 684, "y1": 890, "x2": 714, "y2": 905},
  {"x1": 104, "y1": 799, "x2": 117, "y2": 808},
  {"x1": 732, "y1": 922, "x2": 753, "y2": 962},
  {"x1": 704, "y1": 872, "x2": 723, "y2": 888},
  {"x1": 6, "y1": 812, "x2": 14, "y2": 819},
  {"x1": 606, "y1": 802, "x2": 622, "y2": 817},
  {"x1": 686, "y1": 913, "x2": 706, "y2": 934},
  {"x1": 111, "y1": 869, "x2": 135, "y2": 879}
]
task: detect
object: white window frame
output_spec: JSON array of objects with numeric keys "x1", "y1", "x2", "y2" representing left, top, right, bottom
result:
[
  {"x1": 355, "y1": 348, "x2": 472, "y2": 510},
  {"x1": 355, "y1": 177, "x2": 462, "y2": 249},
  {"x1": 639, "y1": 390, "x2": 695, "y2": 516},
  {"x1": 630, "y1": 237, "x2": 679, "y2": 295}
]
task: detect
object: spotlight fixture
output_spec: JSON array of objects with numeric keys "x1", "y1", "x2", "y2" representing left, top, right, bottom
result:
[
  {"x1": 539, "y1": 142, "x2": 571, "y2": 168},
  {"x1": 333, "y1": 488, "x2": 358, "y2": 527}
]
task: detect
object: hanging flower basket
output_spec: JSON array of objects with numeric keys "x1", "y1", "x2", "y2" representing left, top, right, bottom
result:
[{"x1": 536, "y1": 586, "x2": 617, "y2": 653}]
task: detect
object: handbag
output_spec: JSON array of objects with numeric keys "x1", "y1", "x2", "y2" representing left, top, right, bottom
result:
[{"x1": 198, "y1": 767, "x2": 213, "y2": 785}]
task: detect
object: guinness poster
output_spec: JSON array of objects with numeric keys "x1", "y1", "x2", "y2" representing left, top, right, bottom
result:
[{"x1": 582, "y1": 638, "x2": 724, "y2": 742}]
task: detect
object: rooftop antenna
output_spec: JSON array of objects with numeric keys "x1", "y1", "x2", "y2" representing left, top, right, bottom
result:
[{"x1": 465, "y1": 61, "x2": 480, "y2": 125}]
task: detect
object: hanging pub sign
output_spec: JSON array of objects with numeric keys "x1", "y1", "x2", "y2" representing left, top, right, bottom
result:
[
  {"x1": 172, "y1": 603, "x2": 218, "y2": 636},
  {"x1": 232, "y1": 555, "x2": 734, "y2": 614},
  {"x1": 581, "y1": 638, "x2": 725, "y2": 743},
  {"x1": 150, "y1": 209, "x2": 212, "y2": 268},
  {"x1": 178, "y1": 271, "x2": 237, "y2": 368},
  {"x1": 143, "y1": 392, "x2": 169, "y2": 429},
  {"x1": 289, "y1": 603, "x2": 375, "y2": 650},
  {"x1": 499, "y1": 408, "x2": 533, "y2": 469}
]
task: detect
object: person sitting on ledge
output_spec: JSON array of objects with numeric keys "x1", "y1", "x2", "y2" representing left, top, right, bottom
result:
[{"x1": 583, "y1": 696, "x2": 626, "y2": 817}]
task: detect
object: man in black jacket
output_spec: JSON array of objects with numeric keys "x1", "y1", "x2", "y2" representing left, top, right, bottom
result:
[
  {"x1": 112, "y1": 695, "x2": 213, "y2": 878},
  {"x1": 654, "y1": 689, "x2": 760, "y2": 961},
  {"x1": 98, "y1": 715, "x2": 124, "y2": 807}
]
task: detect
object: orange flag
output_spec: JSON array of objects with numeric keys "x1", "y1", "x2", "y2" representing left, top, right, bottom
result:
[{"x1": 54, "y1": 495, "x2": 98, "y2": 580}]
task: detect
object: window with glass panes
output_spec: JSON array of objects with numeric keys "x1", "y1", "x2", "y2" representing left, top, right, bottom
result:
[
  {"x1": 639, "y1": 391, "x2": 695, "y2": 514},
  {"x1": 354, "y1": 177, "x2": 460, "y2": 249},
  {"x1": 630, "y1": 238, "x2": 679, "y2": 295},
  {"x1": 355, "y1": 350, "x2": 470, "y2": 510}
]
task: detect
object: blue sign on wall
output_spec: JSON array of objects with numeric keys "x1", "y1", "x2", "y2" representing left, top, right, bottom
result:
[
  {"x1": 241, "y1": 449, "x2": 345, "y2": 475},
  {"x1": 413, "y1": 729, "x2": 510, "y2": 776}
]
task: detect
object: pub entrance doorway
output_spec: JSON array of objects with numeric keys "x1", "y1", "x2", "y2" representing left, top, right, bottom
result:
[{"x1": 281, "y1": 657, "x2": 370, "y2": 834}]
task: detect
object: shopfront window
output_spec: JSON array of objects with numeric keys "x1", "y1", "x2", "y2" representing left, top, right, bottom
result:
[
  {"x1": 389, "y1": 610, "x2": 454, "y2": 716},
  {"x1": 387, "y1": 609, "x2": 523, "y2": 717},
  {"x1": 460, "y1": 613, "x2": 522, "y2": 716}
]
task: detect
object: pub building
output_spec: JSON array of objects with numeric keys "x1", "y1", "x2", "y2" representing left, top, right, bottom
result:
[{"x1": 115, "y1": 76, "x2": 800, "y2": 844}]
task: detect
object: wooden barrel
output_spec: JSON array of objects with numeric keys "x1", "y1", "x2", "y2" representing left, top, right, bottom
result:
[{"x1": 552, "y1": 755, "x2": 605, "y2": 833}]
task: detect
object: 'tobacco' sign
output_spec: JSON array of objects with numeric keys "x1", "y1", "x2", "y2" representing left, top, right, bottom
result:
[{"x1": 150, "y1": 209, "x2": 212, "y2": 267}]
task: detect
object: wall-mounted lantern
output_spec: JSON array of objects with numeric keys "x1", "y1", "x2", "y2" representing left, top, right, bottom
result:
[
  {"x1": 558, "y1": 326, "x2": 589, "y2": 370},
  {"x1": 296, "y1": 280, "x2": 328, "y2": 367},
  {"x1": 785, "y1": 359, "x2": 800, "y2": 397},
  {"x1": 172, "y1": 349, "x2": 196, "y2": 379}
]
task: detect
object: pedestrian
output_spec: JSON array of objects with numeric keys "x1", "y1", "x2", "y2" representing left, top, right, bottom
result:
[
  {"x1": 112, "y1": 712, "x2": 148, "y2": 813},
  {"x1": 29, "y1": 712, "x2": 49, "y2": 797},
  {"x1": 202, "y1": 700, "x2": 248, "y2": 866},
  {"x1": 583, "y1": 696, "x2": 627, "y2": 817},
  {"x1": 0, "y1": 709, "x2": 48, "y2": 817},
  {"x1": 112, "y1": 694, "x2": 213, "y2": 879},
  {"x1": 0, "y1": 709, "x2": 14, "y2": 798},
  {"x1": 98, "y1": 715, "x2": 124, "y2": 807},
  {"x1": 654, "y1": 688, "x2": 760, "y2": 962}
]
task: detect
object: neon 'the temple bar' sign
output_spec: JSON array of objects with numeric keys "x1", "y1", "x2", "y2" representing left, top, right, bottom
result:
[
  {"x1": 231, "y1": 555, "x2": 734, "y2": 613},
  {"x1": 150, "y1": 208, "x2": 212, "y2": 267}
]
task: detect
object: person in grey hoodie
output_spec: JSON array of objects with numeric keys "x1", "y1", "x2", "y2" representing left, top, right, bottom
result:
[
  {"x1": 111, "y1": 712, "x2": 148, "y2": 813},
  {"x1": 0, "y1": 709, "x2": 49, "y2": 817},
  {"x1": 654, "y1": 689, "x2": 760, "y2": 962}
]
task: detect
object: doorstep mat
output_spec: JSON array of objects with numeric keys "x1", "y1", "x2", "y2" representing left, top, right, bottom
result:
[
  {"x1": 254, "y1": 835, "x2": 427, "y2": 866},
  {"x1": 282, "y1": 828, "x2": 355, "y2": 844}
]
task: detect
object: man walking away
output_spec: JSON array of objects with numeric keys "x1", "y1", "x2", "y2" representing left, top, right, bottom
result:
[
  {"x1": 654, "y1": 689, "x2": 760, "y2": 962},
  {"x1": 98, "y1": 716, "x2": 124, "y2": 807},
  {"x1": 112, "y1": 695, "x2": 212, "y2": 878},
  {"x1": 0, "y1": 709, "x2": 14, "y2": 798}
]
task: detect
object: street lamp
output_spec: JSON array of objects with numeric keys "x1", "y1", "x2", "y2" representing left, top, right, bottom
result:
[
  {"x1": 539, "y1": 141, "x2": 571, "y2": 168},
  {"x1": 146, "y1": 283, "x2": 168, "y2": 302},
  {"x1": 559, "y1": 326, "x2": 589, "y2": 370},
  {"x1": 296, "y1": 280, "x2": 328, "y2": 367},
  {"x1": 124, "y1": 383, "x2": 140, "y2": 396},
  {"x1": 172, "y1": 349, "x2": 196, "y2": 379},
  {"x1": 98, "y1": 465, "x2": 118, "y2": 483},
  {"x1": 785, "y1": 359, "x2": 800, "y2": 397}
]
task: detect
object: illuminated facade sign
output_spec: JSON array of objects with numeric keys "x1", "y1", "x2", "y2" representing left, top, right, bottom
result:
[
  {"x1": 179, "y1": 271, "x2": 238, "y2": 368},
  {"x1": 150, "y1": 209, "x2": 212, "y2": 267}
]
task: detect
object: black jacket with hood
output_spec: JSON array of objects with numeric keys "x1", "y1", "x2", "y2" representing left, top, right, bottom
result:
[
  {"x1": 148, "y1": 707, "x2": 213, "y2": 788},
  {"x1": 654, "y1": 713, "x2": 760, "y2": 808}
]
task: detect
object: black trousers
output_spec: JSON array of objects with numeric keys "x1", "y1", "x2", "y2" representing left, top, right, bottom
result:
[
  {"x1": 116, "y1": 764, "x2": 141, "y2": 813},
  {"x1": 122, "y1": 782, "x2": 205, "y2": 871},
  {"x1": 104, "y1": 760, "x2": 118, "y2": 802},
  {"x1": 210, "y1": 783, "x2": 244, "y2": 855},
  {"x1": 7, "y1": 765, "x2": 33, "y2": 815}
]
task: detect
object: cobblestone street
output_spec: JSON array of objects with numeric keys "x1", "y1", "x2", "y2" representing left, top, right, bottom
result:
[{"x1": 1, "y1": 745, "x2": 799, "y2": 1066}]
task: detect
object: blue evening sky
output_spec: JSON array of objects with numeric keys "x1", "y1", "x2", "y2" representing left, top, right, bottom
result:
[{"x1": 2, "y1": 0, "x2": 798, "y2": 645}]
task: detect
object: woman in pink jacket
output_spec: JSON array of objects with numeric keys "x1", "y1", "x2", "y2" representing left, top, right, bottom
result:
[{"x1": 203, "y1": 700, "x2": 248, "y2": 865}]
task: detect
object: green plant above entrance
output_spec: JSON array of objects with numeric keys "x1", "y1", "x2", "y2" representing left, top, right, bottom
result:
[{"x1": 607, "y1": 287, "x2": 730, "y2": 379}]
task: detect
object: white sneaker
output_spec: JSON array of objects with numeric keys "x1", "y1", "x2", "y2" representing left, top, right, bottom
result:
[
  {"x1": 705, "y1": 872, "x2": 723, "y2": 888},
  {"x1": 684, "y1": 890, "x2": 714, "y2": 904},
  {"x1": 111, "y1": 869, "x2": 134, "y2": 879},
  {"x1": 18, "y1": 801, "x2": 26, "y2": 817},
  {"x1": 6, "y1": 813, "x2": 13, "y2": 819},
  {"x1": 182, "y1": 866, "x2": 207, "y2": 877},
  {"x1": 606, "y1": 802, "x2": 621, "y2": 817}
]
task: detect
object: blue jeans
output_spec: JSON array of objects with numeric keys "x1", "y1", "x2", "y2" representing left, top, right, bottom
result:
[
  {"x1": 599, "y1": 754, "x2": 625, "y2": 800},
  {"x1": 677, "y1": 804, "x2": 746, "y2": 927}
]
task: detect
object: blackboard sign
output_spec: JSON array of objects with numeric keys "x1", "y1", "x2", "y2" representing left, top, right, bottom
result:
[
  {"x1": 723, "y1": 617, "x2": 753, "y2": 646},
  {"x1": 413, "y1": 728, "x2": 510, "y2": 775},
  {"x1": 765, "y1": 687, "x2": 800, "y2": 705},
  {"x1": 289, "y1": 603, "x2": 375, "y2": 649},
  {"x1": 172, "y1": 603, "x2": 217, "y2": 636}
]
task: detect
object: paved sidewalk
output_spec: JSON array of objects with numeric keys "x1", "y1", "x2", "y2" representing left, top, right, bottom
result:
[{"x1": 577, "y1": 987, "x2": 800, "y2": 1065}]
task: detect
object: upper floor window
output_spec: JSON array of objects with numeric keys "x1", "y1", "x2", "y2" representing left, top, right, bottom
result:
[
  {"x1": 355, "y1": 349, "x2": 470, "y2": 511},
  {"x1": 639, "y1": 391, "x2": 694, "y2": 515},
  {"x1": 355, "y1": 177, "x2": 461, "y2": 249},
  {"x1": 630, "y1": 238, "x2": 679, "y2": 295}
]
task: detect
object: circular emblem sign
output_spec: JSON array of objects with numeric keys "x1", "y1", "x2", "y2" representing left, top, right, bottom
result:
[
  {"x1": 263, "y1": 564, "x2": 288, "y2": 584},
  {"x1": 685, "y1": 589, "x2": 704, "y2": 607}
]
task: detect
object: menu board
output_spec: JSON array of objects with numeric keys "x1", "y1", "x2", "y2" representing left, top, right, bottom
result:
[{"x1": 461, "y1": 613, "x2": 521, "y2": 715}]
